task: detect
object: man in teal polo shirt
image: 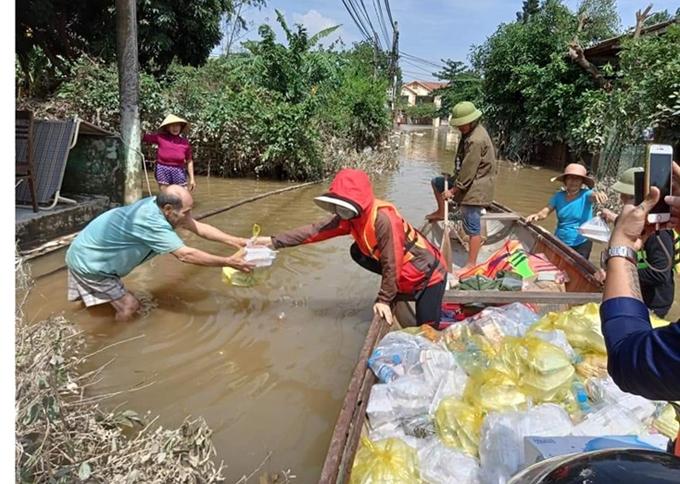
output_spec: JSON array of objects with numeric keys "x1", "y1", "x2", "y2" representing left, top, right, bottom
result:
[{"x1": 66, "y1": 185, "x2": 254, "y2": 321}]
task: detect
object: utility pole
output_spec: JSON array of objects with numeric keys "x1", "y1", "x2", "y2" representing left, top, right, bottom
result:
[
  {"x1": 390, "y1": 21, "x2": 399, "y2": 122},
  {"x1": 373, "y1": 33, "x2": 380, "y2": 80},
  {"x1": 116, "y1": 0, "x2": 142, "y2": 204}
]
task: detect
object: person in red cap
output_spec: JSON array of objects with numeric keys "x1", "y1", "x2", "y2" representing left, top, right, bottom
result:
[
  {"x1": 257, "y1": 169, "x2": 448, "y2": 327},
  {"x1": 526, "y1": 163, "x2": 607, "y2": 260}
]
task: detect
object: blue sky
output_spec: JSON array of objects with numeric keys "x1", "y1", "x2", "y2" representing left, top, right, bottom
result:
[{"x1": 216, "y1": 1, "x2": 680, "y2": 81}]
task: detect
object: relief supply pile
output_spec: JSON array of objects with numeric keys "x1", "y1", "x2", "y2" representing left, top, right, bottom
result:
[{"x1": 350, "y1": 302, "x2": 675, "y2": 484}]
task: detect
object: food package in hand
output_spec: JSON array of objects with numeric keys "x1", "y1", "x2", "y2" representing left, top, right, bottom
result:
[
  {"x1": 578, "y1": 217, "x2": 611, "y2": 243},
  {"x1": 243, "y1": 246, "x2": 277, "y2": 267}
]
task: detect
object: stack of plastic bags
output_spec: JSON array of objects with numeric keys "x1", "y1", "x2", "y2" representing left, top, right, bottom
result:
[{"x1": 354, "y1": 302, "x2": 670, "y2": 484}]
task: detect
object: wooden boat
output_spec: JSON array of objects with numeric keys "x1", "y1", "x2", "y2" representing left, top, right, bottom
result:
[{"x1": 319, "y1": 201, "x2": 603, "y2": 483}]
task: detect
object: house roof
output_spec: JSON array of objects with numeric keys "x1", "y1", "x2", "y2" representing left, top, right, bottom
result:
[
  {"x1": 403, "y1": 80, "x2": 448, "y2": 93},
  {"x1": 401, "y1": 84, "x2": 419, "y2": 95},
  {"x1": 583, "y1": 17, "x2": 678, "y2": 62}
]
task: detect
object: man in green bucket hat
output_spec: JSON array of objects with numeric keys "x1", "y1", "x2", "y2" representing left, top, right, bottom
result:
[
  {"x1": 600, "y1": 167, "x2": 678, "y2": 317},
  {"x1": 426, "y1": 101, "x2": 497, "y2": 272}
]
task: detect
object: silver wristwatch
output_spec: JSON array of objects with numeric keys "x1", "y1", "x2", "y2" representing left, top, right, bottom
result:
[{"x1": 600, "y1": 246, "x2": 637, "y2": 268}]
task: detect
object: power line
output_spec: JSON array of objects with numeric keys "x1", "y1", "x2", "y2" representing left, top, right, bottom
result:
[
  {"x1": 340, "y1": 0, "x2": 373, "y2": 43},
  {"x1": 372, "y1": 0, "x2": 391, "y2": 48},
  {"x1": 401, "y1": 59, "x2": 437, "y2": 76},
  {"x1": 383, "y1": 0, "x2": 394, "y2": 28},
  {"x1": 401, "y1": 70, "x2": 439, "y2": 81},
  {"x1": 356, "y1": 0, "x2": 384, "y2": 50},
  {"x1": 399, "y1": 51, "x2": 445, "y2": 69}
]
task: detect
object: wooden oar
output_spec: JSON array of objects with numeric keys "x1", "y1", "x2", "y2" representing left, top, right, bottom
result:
[{"x1": 441, "y1": 177, "x2": 453, "y2": 273}]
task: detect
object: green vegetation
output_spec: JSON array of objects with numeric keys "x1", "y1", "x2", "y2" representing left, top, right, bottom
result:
[
  {"x1": 433, "y1": 0, "x2": 678, "y2": 165},
  {"x1": 17, "y1": 11, "x2": 392, "y2": 181},
  {"x1": 469, "y1": 0, "x2": 620, "y2": 161},
  {"x1": 403, "y1": 103, "x2": 438, "y2": 123},
  {"x1": 574, "y1": 24, "x2": 680, "y2": 153}
]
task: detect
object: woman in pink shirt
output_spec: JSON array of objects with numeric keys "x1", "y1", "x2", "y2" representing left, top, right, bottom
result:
[{"x1": 143, "y1": 114, "x2": 195, "y2": 192}]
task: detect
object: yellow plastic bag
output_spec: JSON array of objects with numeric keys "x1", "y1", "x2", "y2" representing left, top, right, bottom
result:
[
  {"x1": 222, "y1": 224, "x2": 261, "y2": 287},
  {"x1": 653, "y1": 403, "x2": 680, "y2": 439},
  {"x1": 350, "y1": 437, "x2": 422, "y2": 484},
  {"x1": 434, "y1": 398, "x2": 483, "y2": 457},
  {"x1": 575, "y1": 353, "x2": 608, "y2": 379},
  {"x1": 489, "y1": 336, "x2": 575, "y2": 403},
  {"x1": 442, "y1": 324, "x2": 497, "y2": 374},
  {"x1": 463, "y1": 368, "x2": 529, "y2": 413},
  {"x1": 530, "y1": 303, "x2": 606, "y2": 355},
  {"x1": 650, "y1": 313, "x2": 672, "y2": 328}
]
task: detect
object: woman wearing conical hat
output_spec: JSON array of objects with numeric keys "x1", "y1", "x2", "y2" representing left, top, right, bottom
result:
[
  {"x1": 526, "y1": 163, "x2": 608, "y2": 260},
  {"x1": 143, "y1": 114, "x2": 195, "y2": 192}
]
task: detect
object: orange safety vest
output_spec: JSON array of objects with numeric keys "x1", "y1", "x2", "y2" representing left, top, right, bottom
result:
[
  {"x1": 673, "y1": 403, "x2": 680, "y2": 457},
  {"x1": 354, "y1": 200, "x2": 429, "y2": 260},
  {"x1": 352, "y1": 199, "x2": 444, "y2": 293}
]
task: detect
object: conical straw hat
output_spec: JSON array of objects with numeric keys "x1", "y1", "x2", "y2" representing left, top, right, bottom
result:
[{"x1": 159, "y1": 114, "x2": 190, "y2": 133}]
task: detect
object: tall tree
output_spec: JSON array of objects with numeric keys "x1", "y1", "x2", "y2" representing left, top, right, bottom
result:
[
  {"x1": 576, "y1": 0, "x2": 620, "y2": 42},
  {"x1": 219, "y1": 0, "x2": 267, "y2": 56},
  {"x1": 433, "y1": 59, "x2": 481, "y2": 115},
  {"x1": 516, "y1": 0, "x2": 540, "y2": 23},
  {"x1": 17, "y1": 0, "x2": 233, "y2": 81}
]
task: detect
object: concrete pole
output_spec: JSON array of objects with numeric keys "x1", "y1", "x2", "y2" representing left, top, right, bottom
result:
[
  {"x1": 390, "y1": 22, "x2": 399, "y2": 123},
  {"x1": 116, "y1": 0, "x2": 142, "y2": 203}
]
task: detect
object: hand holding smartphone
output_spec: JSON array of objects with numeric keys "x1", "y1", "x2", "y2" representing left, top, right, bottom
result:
[{"x1": 644, "y1": 144, "x2": 674, "y2": 224}]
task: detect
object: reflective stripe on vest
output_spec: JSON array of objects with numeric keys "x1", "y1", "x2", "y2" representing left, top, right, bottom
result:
[{"x1": 360, "y1": 199, "x2": 427, "y2": 262}]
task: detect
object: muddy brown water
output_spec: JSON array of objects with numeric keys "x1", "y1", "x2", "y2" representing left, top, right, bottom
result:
[{"x1": 23, "y1": 126, "x2": 662, "y2": 481}]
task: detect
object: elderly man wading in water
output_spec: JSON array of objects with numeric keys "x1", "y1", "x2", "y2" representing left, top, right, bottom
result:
[{"x1": 65, "y1": 185, "x2": 255, "y2": 321}]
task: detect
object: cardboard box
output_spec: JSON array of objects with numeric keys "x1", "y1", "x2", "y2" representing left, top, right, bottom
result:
[{"x1": 523, "y1": 435, "x2": 669, "y2": 466}]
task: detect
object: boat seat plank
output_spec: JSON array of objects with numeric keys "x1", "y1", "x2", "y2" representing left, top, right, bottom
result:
[
  {"x1": 444, "y1": 290, "x2": 601, "y2": 305},
  {"x1": 481, "y1": 213, "x2": 521, "y2": 221}
]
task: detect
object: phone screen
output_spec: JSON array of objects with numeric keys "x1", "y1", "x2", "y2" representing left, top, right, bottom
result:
[{"x1": 648, "y1": 152, "x2": 672, "y2": 214}]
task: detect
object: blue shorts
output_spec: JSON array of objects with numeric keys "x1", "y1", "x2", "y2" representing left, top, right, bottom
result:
[
  {"x1": 431, "y1": 175, "x2": 455, "y2": 193},
  {"x1": 461, "y1": 205, "x2": 482, "y2": 236}
]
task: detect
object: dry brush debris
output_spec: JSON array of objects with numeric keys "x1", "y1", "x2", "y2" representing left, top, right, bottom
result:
[{"x1": 15, "y1": 254, "x2": 225, "y2": 483}]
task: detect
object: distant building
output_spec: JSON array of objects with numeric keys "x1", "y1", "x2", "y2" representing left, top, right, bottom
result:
[{"x1": 400, "y1": 81, "x2": 448, "y2": 127}]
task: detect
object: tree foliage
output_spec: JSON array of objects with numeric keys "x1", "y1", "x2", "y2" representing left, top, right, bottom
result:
[
  {"x1": 47, "y1": 12, "x2": 390, "y2": 181},
  {"x1": 573, "y1": 24, "x2": 680, "y2": 152},
  {"x1": 576, "y1": 0, "x2": 620, "y2": 42},
  {"x1": 470, "y1": 0, "x2": 632, "y2": 161},
  {"x1": 17, "y1": 0, "x2": 234, "y2": 95},
  {"x1": 516, "y1": 0, "x2": 540, "y2": 23},
  {"x1": 433, "y1": 59, "x2": 482, "y2": 116}
]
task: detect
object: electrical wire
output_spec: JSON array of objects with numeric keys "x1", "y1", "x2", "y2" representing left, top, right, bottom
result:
[
  {"x1": 383, "y1": 0, "x2": 394, "y2": 28},
  {"x1": 372, "y1": 0, "x2": 391, "y2": 48},
  {"x1": 356, "y1": 0, "x2": 384, "y2": 50},
  {"x1": 340, "y1": 0, "x2": 373, "y2": 43},
  {"x1": 399, "y1": 51, "x2": 445, "y2": 69},
  {"x1": 401, "y1": 58, "x2": 437, "y2": 76}
]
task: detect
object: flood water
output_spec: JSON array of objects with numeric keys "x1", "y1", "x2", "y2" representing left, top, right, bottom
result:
[{"x1": 22, "y1": 126, "x2": 616, "y2": 481}]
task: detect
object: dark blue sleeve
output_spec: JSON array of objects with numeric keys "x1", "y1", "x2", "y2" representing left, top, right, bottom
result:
[{"x1": 600, "y1": 297, "x2": 680, "y2": 401}]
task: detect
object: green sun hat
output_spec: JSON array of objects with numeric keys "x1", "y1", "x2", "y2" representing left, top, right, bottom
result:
[
  {"x1": 451, "y1": 101, "x2": 482, "y2": 126},
  {"x1": 612, "y1": 167, "x2": 643, "y2": 195}
]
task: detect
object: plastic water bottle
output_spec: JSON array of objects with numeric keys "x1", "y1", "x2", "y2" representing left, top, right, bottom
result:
[
  {"x1": 572, "y1": 380, "x2": 591, "y2": 414},
  {"x1": 369, "y1": 353, "x2": 402, "y2": 383}
]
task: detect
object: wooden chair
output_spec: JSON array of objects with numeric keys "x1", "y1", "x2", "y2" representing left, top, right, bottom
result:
[{"x1": 16, "y1": 110, "x2": 39, "y2": 212}]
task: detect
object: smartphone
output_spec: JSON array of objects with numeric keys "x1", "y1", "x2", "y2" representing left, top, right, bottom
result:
[
  {"x1": 634, "y1": 170, "x2": 645, "y2": 205},
  {"x1": 645, "y1": 144, "x2": 673, "y2": 223}
]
